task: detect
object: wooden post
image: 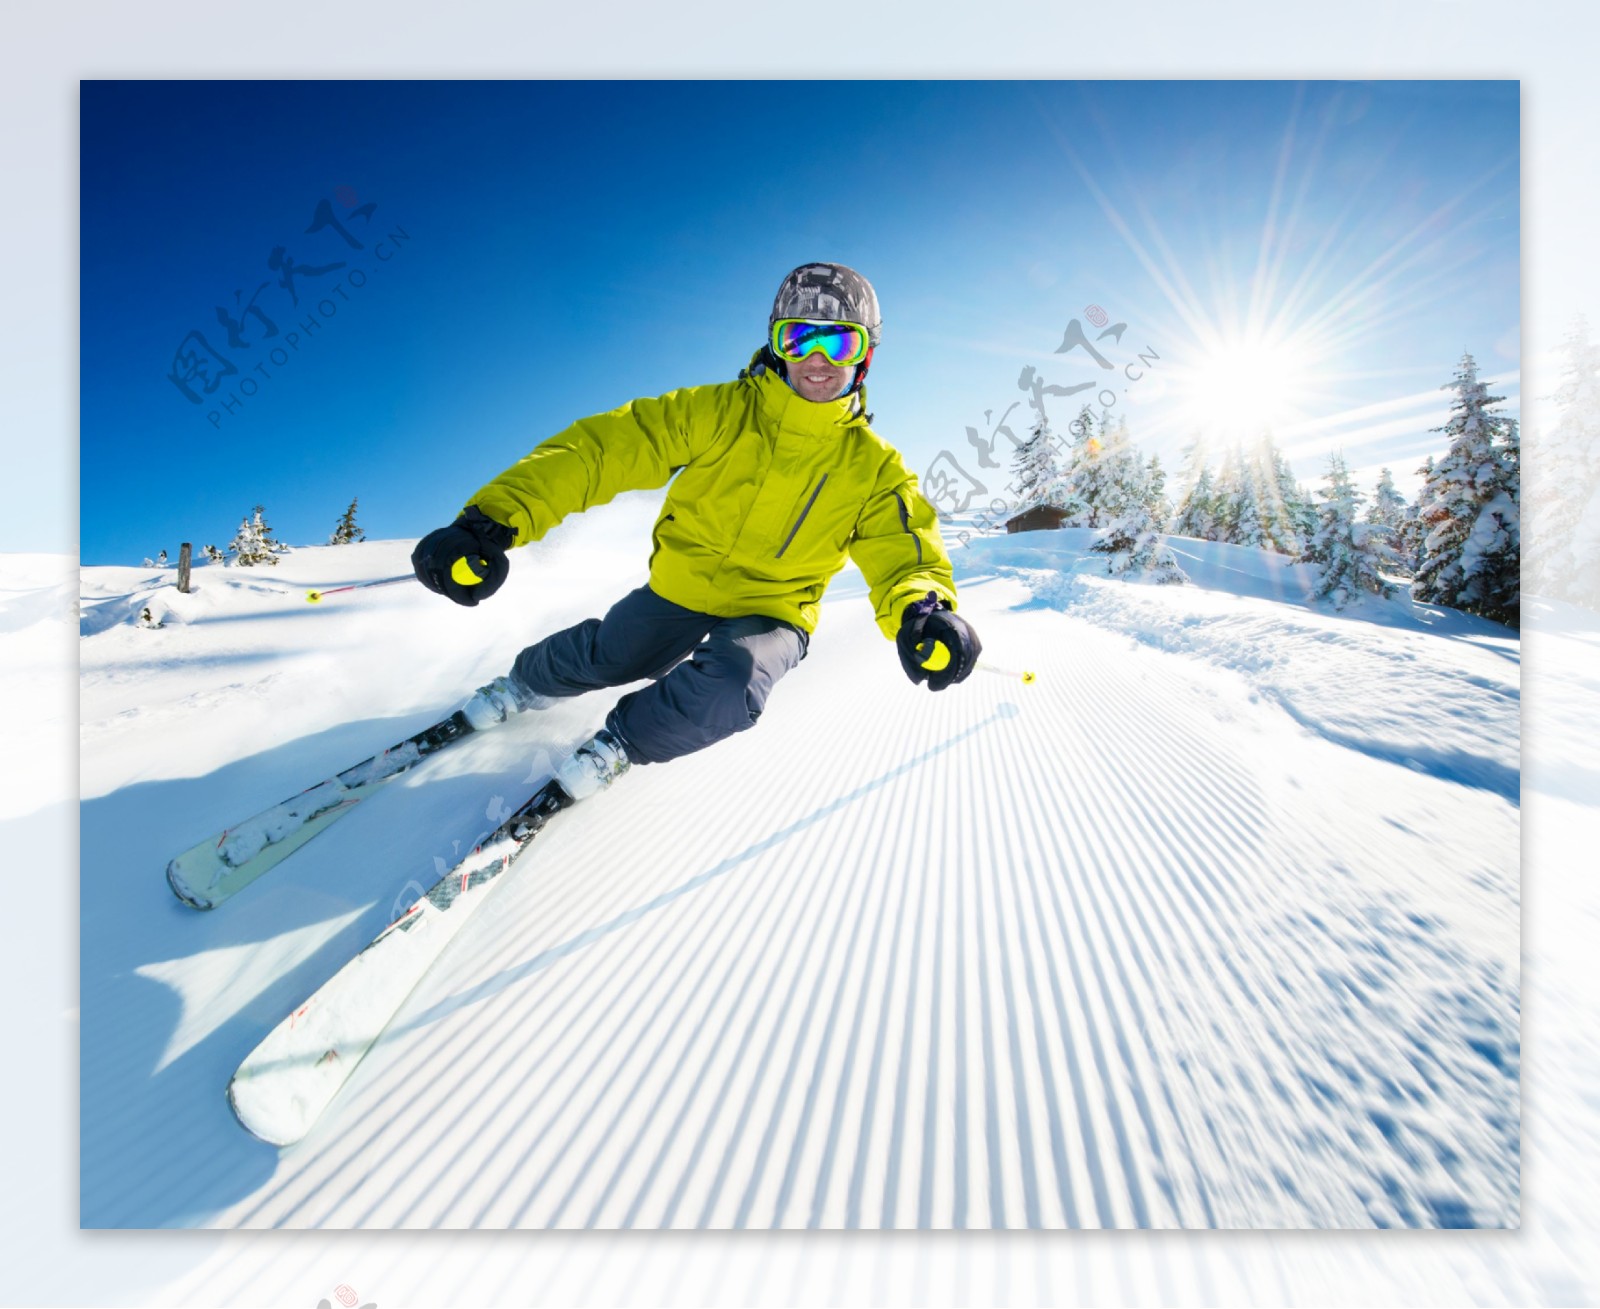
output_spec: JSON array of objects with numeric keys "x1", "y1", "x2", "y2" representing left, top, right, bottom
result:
[{"x1": 177, "y1": 542, "x2": 192, "y2": 593}]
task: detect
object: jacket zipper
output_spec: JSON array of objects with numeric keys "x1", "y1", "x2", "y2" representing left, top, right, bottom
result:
[{"x1": 775, "y1": 474, "x2": 829, "y2": 558}]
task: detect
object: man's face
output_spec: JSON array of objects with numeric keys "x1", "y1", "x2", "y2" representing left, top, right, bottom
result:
[{"x1": 783, "y1": 343, "x2": 855, "y2": 404}]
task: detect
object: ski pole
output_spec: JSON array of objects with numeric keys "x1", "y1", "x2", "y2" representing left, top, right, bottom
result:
[
  {"x1": 306, "y1": 574, "x2": 415, "y2": 604},
  {"x1": 975, "y1": 661, "x2": 1036, "y2": 684},
  {"x1": 916, "y1": 638, "x2": 1036, "y2": 684}
]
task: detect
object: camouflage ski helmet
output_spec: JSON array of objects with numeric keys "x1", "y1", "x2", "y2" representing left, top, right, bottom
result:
[{"x1": 769, "y1": 262, "x2": 883, "y2": 346}]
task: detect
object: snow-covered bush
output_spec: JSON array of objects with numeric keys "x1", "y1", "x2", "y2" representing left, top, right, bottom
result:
[
  {"x1": 229, "y1": 505, "x2": 285, "y2": 567},
  {"x1": 1090, "y1": 501, "x2": 1187, "y2": 583}
]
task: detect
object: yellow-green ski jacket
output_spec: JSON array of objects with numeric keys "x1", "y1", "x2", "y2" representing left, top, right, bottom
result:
[{"x1": 467, "y1": 364, "x2": 958, "y2": 640}]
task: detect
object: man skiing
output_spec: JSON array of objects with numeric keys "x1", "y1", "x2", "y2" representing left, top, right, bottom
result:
[{"x1": 411, "y1": 262, "x2": 981, "y2": 803}]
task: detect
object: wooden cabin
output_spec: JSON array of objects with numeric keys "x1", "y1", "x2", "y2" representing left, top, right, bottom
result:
[{"x1": 1005, "y1": 505, "x2": 1069, "y2": 534}]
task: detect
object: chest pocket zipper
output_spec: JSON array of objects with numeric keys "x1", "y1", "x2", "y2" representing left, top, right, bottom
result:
[{"x1": 775, "y1": 473, "x2": 828, "y2": 558}]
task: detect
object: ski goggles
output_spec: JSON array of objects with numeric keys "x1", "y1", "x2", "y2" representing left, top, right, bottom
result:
[{"x1": 770, "y1": 318, "x2": 872, "y2": 367}]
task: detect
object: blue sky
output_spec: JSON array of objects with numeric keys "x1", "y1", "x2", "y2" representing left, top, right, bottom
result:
[{"x1": 79, "y1": 80, "x2": 1519, "y2": 565}]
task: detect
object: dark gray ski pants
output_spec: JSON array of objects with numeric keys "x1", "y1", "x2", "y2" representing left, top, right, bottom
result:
[{"x1": 509, "y1": 582, "x2": 809, "y2": 766}]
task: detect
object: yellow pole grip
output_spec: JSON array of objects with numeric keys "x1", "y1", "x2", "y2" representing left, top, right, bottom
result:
[{"x1": 915, "y1": 639, "x2": 952, "y2": 672}]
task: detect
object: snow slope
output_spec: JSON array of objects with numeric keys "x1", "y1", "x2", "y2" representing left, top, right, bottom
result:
[{"x1": 77, "y1": 499, "x2": 1519, "y2": 1228}]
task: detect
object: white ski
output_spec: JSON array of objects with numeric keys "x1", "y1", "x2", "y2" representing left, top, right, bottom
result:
[
  {"x1": 227, "y1": 779, "x2": 572, "y2": 1146},
  {"x1": 166, "y1": 711, "x2": 476, "y2": 910}
]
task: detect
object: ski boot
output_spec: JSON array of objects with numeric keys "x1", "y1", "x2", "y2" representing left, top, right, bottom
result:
[
  {"x1": 459, "y1": 674, "x2": 557, "y2": 731},
  {"x1": 554, "y1": 727, "x2": 632, "y2": 801}
]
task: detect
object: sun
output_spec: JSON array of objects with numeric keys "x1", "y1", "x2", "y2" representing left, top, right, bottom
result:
[{"x1": 1174, "y1": 331, "x2": 1321, "y2": 445}]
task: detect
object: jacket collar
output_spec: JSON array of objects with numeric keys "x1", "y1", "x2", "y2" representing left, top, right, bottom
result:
[{"x1": 749, "y1": 361, "x2": 870, "y2": 436}]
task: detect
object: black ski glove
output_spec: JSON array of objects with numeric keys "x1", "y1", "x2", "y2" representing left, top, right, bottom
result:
[
  {"x1": 896, "y1": 590, "x2": 981, "y2": 691},
  {"x1": 411, "y1": 506, "x2": 515, "y2": 606}
]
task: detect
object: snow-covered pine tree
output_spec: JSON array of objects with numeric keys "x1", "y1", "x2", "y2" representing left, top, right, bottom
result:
[
  {"x1": 1365, "y1": 467, "x2": 1409, "y2": 571},
  {"x1": 1235, "y1": 439, "x2": 1267, "y2": 549},
  {"x1": 1233, "y1": 483, "x2": 1266, "y2": 549},
  {"x1": 1211, "y1": 444, "x2": 1245, "y2": 543},
  {"x1": 1090, "y1": 492, "x2": 1186, "y2": 583},
  {"x1": 1525, "y1": 315, "x2": 1600, "y2": 606},
  {"x1": 1172, "y1": 464, "x2": 1219, "y2": 540},
  {"x1": 1092, "y1": 415, "x2": 1147, "y2": 525},
  {"x1": 1229, "y1": 436, "x2": 1280, "y2": 552},
  {"x1": 230, "y1": 505, "x2": 283, "y2": 567},
  {"x1": 1008, "y1": 417, "x2": 1064, "y2": 513},
  {"x1": 1144, "y1": 454, "x2": 1171, "y2": 525},
  {"x1": 1461, "y1": 416, "x2": 1520, "y2": 627},
  {"x1": 203, "y1": 543, "x2": 225, "y2": 564},
  {"x1": 1394, "y1": 508, "x2": 1422, "y2": 575},
  {"x1": 1037, "y1": 405, "x2": 1100, "y2": 526},
  {"x1": 1231, "y1": 436, "x2": 1285, "y2": 552},
  {"x1": 1412, "y1": 352, "x2": 1521, "y2": 625},
  {"x1": 1272, "y1": 449, "x2": 1316, "y2": 557},
  {"x1": 157, "y1": 549, "x2": 168, "y2": 567},
  {"x1": 329, "y1": 496, "x2": 367, "y2": 546},
  {"x1": 1367, "y1": 465, "x2": 1407, "y2": 532},
  {"x1": 1170, "y1": 439, "x2": 1209, "y2": 537},
  {"x1": 1248, "y1": 441, "x2": 1300, "y2": 557},
  {"x1": 1066, "y1": 407, "x2": 1116, "y2": 526},
  {"x1": 1399, "y1": 456, "x2": 1434, "y2": 574},
  {"x1": 1303, "y1": 452, "x2": 1395, "y2": 608}
]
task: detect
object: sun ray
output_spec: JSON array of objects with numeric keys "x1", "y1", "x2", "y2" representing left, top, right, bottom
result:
[{"x1": 1032, "y1": 88, "x2": 1519, "y2": 486}]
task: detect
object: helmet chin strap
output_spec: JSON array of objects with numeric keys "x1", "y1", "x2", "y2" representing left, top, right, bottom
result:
[{"x1": 849, "y1": 346, "x2": 873, "y2": 396}]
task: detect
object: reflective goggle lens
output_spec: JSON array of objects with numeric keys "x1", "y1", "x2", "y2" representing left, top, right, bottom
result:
[{"x1": 771, "y1": 319, "x2": 870, "y2": 366}]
